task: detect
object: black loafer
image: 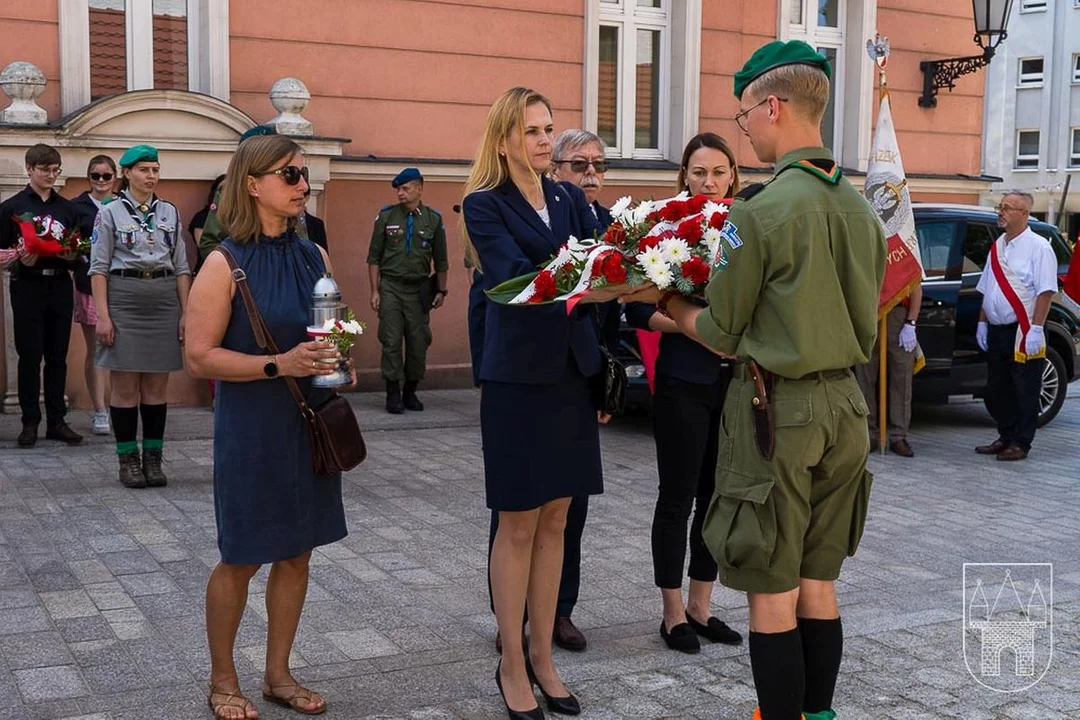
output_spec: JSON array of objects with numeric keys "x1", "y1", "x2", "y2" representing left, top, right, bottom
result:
[
  {"x1": 685, "y1": 613, "x2": 743, "y2": 645},
  {"x1": 659, "y1": 621, "x2": 700, "y2": 654}
]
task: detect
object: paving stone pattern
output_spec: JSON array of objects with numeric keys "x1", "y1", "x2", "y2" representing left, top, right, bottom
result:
[{"x1": 0, "y1": 390, "x2": 1077, "y2": 719}]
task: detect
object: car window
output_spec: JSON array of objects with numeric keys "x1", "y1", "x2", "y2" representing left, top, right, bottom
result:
[
  {"x1": 1029, "y1": 225, "x2": 1072, "y2": 268},
  {"x1": 915, "y1": 221, "x2": 958, "y2": 278},
  {"x1": 962, "y1": 223, "x2": 996, "y2": 273}
]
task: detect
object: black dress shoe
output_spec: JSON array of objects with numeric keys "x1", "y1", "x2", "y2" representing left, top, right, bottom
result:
[
  {"x1": 685, "y1": 613, "x2": 743, "y2": 645},
  {"x1": 659, "y1": 621, "x2": 700, "y2": 654},
  {"x1": 526, "y1": 658, "x2": 580, "y2": 716},
  {"x1": 45, "y1": 422, "x2": 83, "y2": 445},
  {"x1": 553, "y1": 616, "x2": 586, "y2": 652},
  {"x1": 975, "y1": 439, "x2": 1009, "y2": 455},
  {"x1": 495, "y1": 661, "x2": 544, "y2": 719},
  {"x1": 16, "y1": 425, "x2": 37, "y2": 448}
]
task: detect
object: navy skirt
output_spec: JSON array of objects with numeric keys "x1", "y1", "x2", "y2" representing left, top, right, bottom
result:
[{"x1": 481, "y1": 362, "x2": 604, "y2": 511}]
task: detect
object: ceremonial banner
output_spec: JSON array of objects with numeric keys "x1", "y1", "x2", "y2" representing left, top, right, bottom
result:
[{"x1": 865, "y1": 88, "x2": 924, "y2": 317}]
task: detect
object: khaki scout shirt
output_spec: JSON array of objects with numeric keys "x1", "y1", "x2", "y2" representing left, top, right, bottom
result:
[
  {"x1": 89, "y1": 191, "x2": 191, "y2": 277},
  {"x1": 367, "y1": 202, "x2": 449, "y2": 282},
  {"x1": 695, "y1": 147, "x2": 886, "y2": 378}
]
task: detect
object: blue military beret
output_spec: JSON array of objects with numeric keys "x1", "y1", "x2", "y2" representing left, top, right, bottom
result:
[
  {"x1": 239, "y1": 125, "x2": 276, "y2": 144},
  {"x1": 733, "y1": 40, "x2": 832, "y2": 99},
  {"x1": 391, "y1": 167, "x2": 423, "y2": 188},
  {"x1": 119, "y1": 144, "x2": 158, "y2": 168}
]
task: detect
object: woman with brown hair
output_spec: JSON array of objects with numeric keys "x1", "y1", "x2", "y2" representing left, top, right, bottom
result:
[
  {"x1": 463, "y1": 87, "x2": 615, "y2": 719},
  {"x1": 625, "y1": 132, "x2": 745, "y2": 655},
  {"x1": 185, "y1": 134, "x2": 349, "y2": 718}
]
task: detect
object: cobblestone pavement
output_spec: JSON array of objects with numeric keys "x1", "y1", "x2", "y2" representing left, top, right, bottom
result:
[{"x1": 0, "y1": 389, "x2": 1077, "y2": 720}]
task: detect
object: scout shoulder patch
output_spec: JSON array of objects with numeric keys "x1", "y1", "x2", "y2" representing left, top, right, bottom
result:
[
  {"x1": 790, "y1": 158, "x2": 842, "y2": 185},
  {"x1": 719, "y1": 220, "x2": 743, "y2": 250}
]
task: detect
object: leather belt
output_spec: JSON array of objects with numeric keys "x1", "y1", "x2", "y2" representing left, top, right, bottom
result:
[
  {"x1": 19, "y1": 268, "x2": 60, "y2": 277},
  {"x1": 110, "y1": 269, "x2": 173, "y2": 279},
  {"x1": 733, "y1": 365, "x2": 850, "y2": 384}
]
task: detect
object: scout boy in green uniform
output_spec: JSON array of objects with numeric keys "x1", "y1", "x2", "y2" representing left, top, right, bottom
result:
[
  {"x1": 623, "y1": 41, "x2": 886, "y2": 720},
  {"x1": 367, "y1": 167, "x2": 449, "y2": 414}
]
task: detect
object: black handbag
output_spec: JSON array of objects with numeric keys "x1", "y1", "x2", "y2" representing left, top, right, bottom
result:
[
  {"x1": 592, "y1": 344, "x2": 627, "y2": 416},
  {"x1": 418, "y1": 274, "x2": 439, "y2": 313}
]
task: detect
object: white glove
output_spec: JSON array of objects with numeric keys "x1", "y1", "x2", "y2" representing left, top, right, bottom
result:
[
  {"x1": 898, "y1": 323, "x2": 917, "y2": 353},
  {"x1": 1025, "y1": 325, "x2": 1045, "y2": 356},
  {"x1": 977, "y1": 321, "x2": 989, "y2": 352}
]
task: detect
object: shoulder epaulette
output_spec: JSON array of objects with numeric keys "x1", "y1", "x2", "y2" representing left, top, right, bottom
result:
[
  {"x1": 735, "y1": 182, "x2": 768, "y2": 202},
  {"x1": 380, "y1": 204, "x2": 394, "y2": 212},
  {"x1": 788, "y1": 158, "x2": 842, "y2": 185},
  {"x1": 429, "y1": 207, "x2": 441, "y2": 217}
]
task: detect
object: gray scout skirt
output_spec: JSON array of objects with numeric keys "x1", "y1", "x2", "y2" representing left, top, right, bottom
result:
[{"x1": 95, "y1": 275, "x2": 182, "y2": 372}]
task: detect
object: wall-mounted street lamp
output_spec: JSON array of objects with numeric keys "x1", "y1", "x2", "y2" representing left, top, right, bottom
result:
[{"x1": 919, "y1": 0, "x2": 1014, "y2": 108}]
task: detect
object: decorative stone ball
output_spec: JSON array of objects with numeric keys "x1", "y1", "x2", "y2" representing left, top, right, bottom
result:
[
  {"x1": 269, "y1": 77, "x2": 311, "y2": 116},
  {"x1": 0, "y1": 61, "x2": 47, "y2": 102}
]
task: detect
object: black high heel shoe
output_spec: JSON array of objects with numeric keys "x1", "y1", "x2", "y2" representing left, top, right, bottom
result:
[
  {"x1": 525, "y1": 657, "x2": 581, "y2": 716},
  {"x1": 495, "y1": 661, "x2": 544, "y2": 720}
]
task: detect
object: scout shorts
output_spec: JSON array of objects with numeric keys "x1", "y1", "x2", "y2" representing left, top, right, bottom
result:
[{"x1": 701, "y1": 369, "x2": 874, "y2": 594}]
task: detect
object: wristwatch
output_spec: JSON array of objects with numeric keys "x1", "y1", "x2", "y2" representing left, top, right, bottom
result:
[
  {"x1": 263, "y1": 356, "x2": 279, "y2": 378},
  {"x1": 904, "y1": 319, "x2": 917, "y2": 327}
]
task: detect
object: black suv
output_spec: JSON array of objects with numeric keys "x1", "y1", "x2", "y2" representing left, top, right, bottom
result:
[{"x1": 616, "y1": 203, "x2": 1080, "y2": 426}]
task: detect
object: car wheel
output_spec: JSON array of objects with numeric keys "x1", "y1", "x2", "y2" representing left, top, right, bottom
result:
[{"x1": 986, "y1": 346, "x2": 1068, "y2": 427}]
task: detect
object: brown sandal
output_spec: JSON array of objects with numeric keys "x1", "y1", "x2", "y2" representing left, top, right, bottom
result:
[
  {"x1": 207, "y1": 684, "x2": 257, "y2": 719},
  {"x1": 261, "y1": 681, "x2": 327, "y2": 715}
]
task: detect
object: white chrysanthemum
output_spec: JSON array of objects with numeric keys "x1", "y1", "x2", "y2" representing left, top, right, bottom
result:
[
  {"x1": 636, "y1": 245, "x2": 665, "y2": 270},
  {"x1": 703, "y1": 227, "x2": 722, "y2": 254},
  {"x1": 704, "y1": 201, "x2": 729, "y2": 217},
  {"x1": 660, "y1": 238, "x2": 691, "y2": 264},
  {"x1": 341, "y1": 320, "x2": 365, "y2": 335},
  {"x1": 631, "y1": 201, "x2": 654, "y2": 226},
  {"x1": 646, "y1": 264, "x2": 675, "y2": 289},
  {"x1": 553, "y1": 246, "x2": 573, "y2": 267},
  {"x1": 610, "y1": 195, "x2": 633, "y2": 221}
]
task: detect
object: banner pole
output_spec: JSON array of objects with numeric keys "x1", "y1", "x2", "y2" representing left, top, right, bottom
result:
[{"x1": 878, "y1": 316, "x2": 888, "y2": 454}]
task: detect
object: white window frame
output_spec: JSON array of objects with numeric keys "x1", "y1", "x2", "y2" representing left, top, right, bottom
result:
[
  {"x1": 1072, "y1": 54, "x2": 1080, "y2": 84},
  {"x1": 59, "y1": 0, "x2": 230, "y2": 114},
  {"x1": 1017, "y1": 57, "x2": 1045, "y2": 87},
  {"x1": 784, "y1": 0, "x2": 847, "y2": 161},
  {"x1": 1070, "y1": 128, "x2": 1080, "y2": 168},
  {"x1": 1015, "y1": 130, "x2": 1040, "y2": 169},
  {"x1": 1020, "y1": 0, "x2": 1048, "y2": 11},
  {"x1": 591, "y1": 0, "x2": 672, "y2": 160}
]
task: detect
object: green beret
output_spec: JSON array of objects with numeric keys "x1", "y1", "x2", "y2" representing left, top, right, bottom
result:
[
  {"x1": 733, "y1": 40, "x2": 832, "y2": 100},
  {"x1": 119, "y1": 144, "x2": 158, "y2": 168},
  {"x1": 239, "y1": 125, "x2": 276, "y2": 144}
]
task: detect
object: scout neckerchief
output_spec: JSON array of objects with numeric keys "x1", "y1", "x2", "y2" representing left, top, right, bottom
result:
[
  {"x1": 988, "y1": 235, "x2": 1045, "y2": 363},
  {"x1": 118, "y1": 191, "x2": 159, "y2": 236}
]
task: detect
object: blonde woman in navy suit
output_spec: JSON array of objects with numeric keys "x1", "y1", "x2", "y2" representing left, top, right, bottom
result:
[{"x1": 463, "y1": 87, "x2": 617, "y2": 719}]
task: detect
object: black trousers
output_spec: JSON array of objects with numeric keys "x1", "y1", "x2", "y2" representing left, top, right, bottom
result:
[
  {"x1": 986, "y1": 322, "x2": 1043, "y2": 451},
  {"x1": 487, "y1": 495, "x2": 589, "y2": 619},
  {"x1": 9, "y1": 272, "x2": 74, "y2": 427},
  {"x1": 651, "y1": 373, "x2": 729, "y2": 589}
]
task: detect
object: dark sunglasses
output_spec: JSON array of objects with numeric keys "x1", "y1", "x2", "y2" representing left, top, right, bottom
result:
[
  {"x1": 256, "y1": 165, "x2": 309, "y2": 186},
  {"x1": 557, "y1": 159, "x2": 609, "y2": 173},
  {"x1": 89, "y1": 172, "x2": 114, "y2": 182}
]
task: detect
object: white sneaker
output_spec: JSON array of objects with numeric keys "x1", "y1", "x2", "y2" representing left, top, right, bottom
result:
[{"x1": 92, "y1": 410, "x2": 111, "y2": 435}]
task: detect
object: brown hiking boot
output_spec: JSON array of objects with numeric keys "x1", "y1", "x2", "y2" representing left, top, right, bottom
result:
[
  {"x1": 142, "y1": 449, "x2": 168, "y2": 487},
  {"x1": 118, "y1": 451, "x2": 147, "y2": 488}
]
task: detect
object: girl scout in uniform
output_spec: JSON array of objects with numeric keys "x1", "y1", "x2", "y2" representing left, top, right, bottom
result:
[{"x1": 89, "y1": 145, "x2": 192, "y2": 489}]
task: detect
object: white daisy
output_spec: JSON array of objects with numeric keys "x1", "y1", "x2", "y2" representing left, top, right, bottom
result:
[
  {"x1": 660, "y1": 238, "x2": 691, "y2": 264},
  {"x1": 610, "y1": 195, "x2": 633, "y2": 221}
]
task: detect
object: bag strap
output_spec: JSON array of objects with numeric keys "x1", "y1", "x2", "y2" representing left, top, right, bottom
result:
[{"x1": 214, "y1": 245, "x2": 316, "y2": 420}]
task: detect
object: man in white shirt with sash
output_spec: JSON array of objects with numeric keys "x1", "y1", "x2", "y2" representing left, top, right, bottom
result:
[{"x1": 974, "y1": 191, "x2": 1058, "y2": 461}]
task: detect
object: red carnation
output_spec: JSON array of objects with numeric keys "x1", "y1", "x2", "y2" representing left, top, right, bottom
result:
[
  {"x1": 646, "y1": 210, "x2": 662, "y2": 224},
  {"x1": 681, "y1": 256, "x2": 711, "y2": 285},
  {"x1": 687, "y1": 195, "x2": 709, "y2": 214},
  {"x1": 638, "y1": 234, "x2": 662, "y2": 252},
  {"x1": 709, "y1": 211, "x2": 727, "y2": 230},
  {"x1": 659, "y1": 201, "x2": 686, "y2": 223},
  {"x1": 677, "y1": 218, "x2": 705, "y2": 244},
  {"x1": 601, "y1": 253, "x2": 627, "y2": 284},
  {"x1": 603, "y1": 222, "x2": 626, "y2": 246},
  {"x1": 531, "y1": 269, "x2": 557, "y2": 302}
]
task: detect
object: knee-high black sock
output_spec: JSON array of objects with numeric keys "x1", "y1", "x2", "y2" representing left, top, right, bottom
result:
[
  {"x1": 749, "y1": 629, "x2": 805, "y2": 720},
  {"x1": 110, "y1": 406, "x2": 139, "y2": 455},
  {"x1": 799, "y1": 617, "x2": 843, "y2": 713},
  {"x1": 139, "y1": 403, "x2": 167, "y2": 451}
]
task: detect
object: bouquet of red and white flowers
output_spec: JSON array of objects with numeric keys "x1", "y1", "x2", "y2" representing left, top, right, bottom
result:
[
  {"x1": 13, "y1": 213, "x2": 86, "y2": 257},
  {"x1": 485, "y1": 193, "x2": 733, "y2": 311}
]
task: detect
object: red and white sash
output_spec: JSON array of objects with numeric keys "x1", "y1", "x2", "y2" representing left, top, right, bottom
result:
[{"x1": 988, "y1": 237, "x2": 1045, "y2": 363}]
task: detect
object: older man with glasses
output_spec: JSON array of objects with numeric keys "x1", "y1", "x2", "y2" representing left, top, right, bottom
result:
[{"x1": 974, "y1": 191, "x2": 1059, "y2": 461}]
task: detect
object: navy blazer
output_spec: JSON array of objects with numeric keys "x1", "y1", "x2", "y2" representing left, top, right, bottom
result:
[
  {"x1": 624, "y1": 299, "x2": 728, "y2": 386},
  {"x1": 464, "y1": 177, "x2": 602, "y2": 385}
]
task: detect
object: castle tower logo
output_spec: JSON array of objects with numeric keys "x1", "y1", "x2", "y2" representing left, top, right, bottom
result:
[{"x1": 963, "y1": 563, "x2": 1053, "y2": 692}]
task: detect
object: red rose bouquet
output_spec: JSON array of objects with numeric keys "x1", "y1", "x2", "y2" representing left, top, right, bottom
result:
[
  {"x1": 13, "y1": 213, "x2": 86, "y2": 257},
  {"x1": 485, "y1": 193, "x2": 733, "y2": 312}
]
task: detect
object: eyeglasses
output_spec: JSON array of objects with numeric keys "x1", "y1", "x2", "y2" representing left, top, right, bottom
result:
[
  {"x1": 734, "y1": 96, "x2": 788, "y2": 133},
  {"x1": 89, "y1": 172, "x2": 114, "y2": 182},
  {"x1": 994, "y1": 204, "x2": 1022, "y2": 213},
  {"x1": 34, "y1": 165, "x2": 62, "y2": 177},
  {"x1": 256, "y1": 165, "x2": 309, "y2": 186},
  {"x1": 555, "y1": 159, "x2": 610, "y2": 173}
]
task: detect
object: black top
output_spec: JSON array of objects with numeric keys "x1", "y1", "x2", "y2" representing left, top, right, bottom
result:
[
  {"x1": 306, "y1": 213, "x2": 328, "y2": 251},
  {"x1": 70, "y1": 191, "x2": 103, "y2": 295},
  {"x1": 0, "y1": 186, "x2": 81, "y2": 274},
  {"x1": 624, "y1": 298, "x2": 728, "y2": 385},
  {"x1": 188, "y1": 206, "x2": 210, "y2": 236}
]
